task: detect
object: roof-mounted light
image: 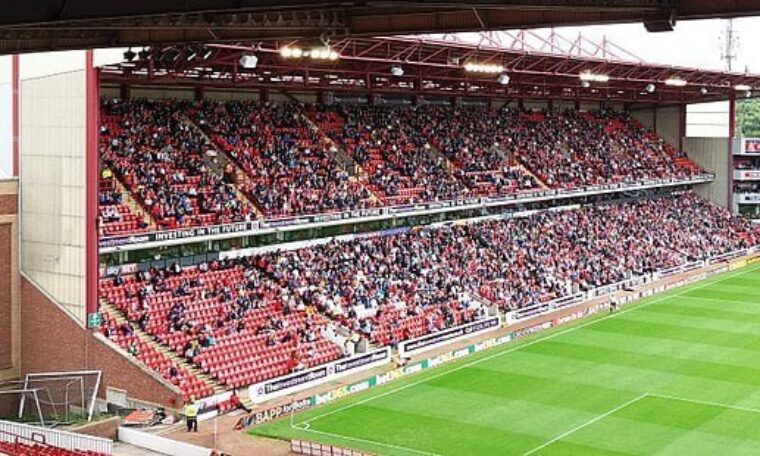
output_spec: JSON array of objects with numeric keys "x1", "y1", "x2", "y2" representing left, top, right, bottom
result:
[{"x1": 579, "y1": 71, "x2": 609, "y2": 83}]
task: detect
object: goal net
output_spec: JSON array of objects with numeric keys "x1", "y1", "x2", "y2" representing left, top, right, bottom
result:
[{"x1": 0, "y1": 371, "x2": 101, "y2": 427}]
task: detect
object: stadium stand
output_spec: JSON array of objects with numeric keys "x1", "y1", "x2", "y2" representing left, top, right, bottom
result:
[
  {"x1": 99, "y1": 98, "x2": 254, "y2": 231},
  {"x1": 98, "y1": 174, "x2": 150, "y2": 237},
  {"x1": 99, "y1": 313, "x2": 214, "y2": 400},
  {"x1": 414, "y1": 105, "x2": 543, "y2": 196},
  {"x1": 319, "y1": 104, "x2": 470, "y2": 205},
  {"x1": 194, "y1": 101, "x2": 377, "y2": 217},
  {"x1": 510, "y1": 108, "x2": 702, "y2": 188},
  {"x1": 99, "y1": 191, "x2": 758, "y2": 392},
  {"x1": 99, "y1": 101, "x2": 708, "y2": 236},
  {"x1": 99, "y1": 258, "x2": 345, "y2": 392},
  {"x1": 0, "y1": 441, "x2": 106, "y2": 456}
]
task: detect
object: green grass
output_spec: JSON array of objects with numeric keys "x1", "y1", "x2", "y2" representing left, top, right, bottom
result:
[{"x1": 252, "y1": 263, "x2": 760, "y2": 455}]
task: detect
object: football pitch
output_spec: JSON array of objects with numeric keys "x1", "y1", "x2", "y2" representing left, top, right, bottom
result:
[{"x1": 252, "y1": 263, "x2": 760, "y2": 455}]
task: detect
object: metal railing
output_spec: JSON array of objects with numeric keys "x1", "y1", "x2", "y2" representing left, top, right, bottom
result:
[{"x1": 0, "y1": 419, "x2": 113, "y2": 455}]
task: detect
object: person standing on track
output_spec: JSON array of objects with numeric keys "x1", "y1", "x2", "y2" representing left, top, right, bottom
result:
[
  {"x1": 184, "y1": 396, "x2": 199, "y2": 432},
  {"x1": 609, "y1": 295, "x2": 620, "y2": 313}
]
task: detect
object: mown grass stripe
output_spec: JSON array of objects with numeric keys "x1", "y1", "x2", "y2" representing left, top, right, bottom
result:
[{"x1": 251, "y1": 263, "x2": 760, "y2": 455}]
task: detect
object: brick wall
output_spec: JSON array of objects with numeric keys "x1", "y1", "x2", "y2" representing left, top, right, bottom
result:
[
  {"x1": 20, "y1": 278, "x2": 182, "y2": 408},
  {"x1": 0, "y1": 224, "x2": 12, "y2": 371},
  {"x1": 71, "y1": 417, "x2": 121, "y2": 440},
  {"x1": 0, "y1": 179, "x2": 18, "y2": 380}
]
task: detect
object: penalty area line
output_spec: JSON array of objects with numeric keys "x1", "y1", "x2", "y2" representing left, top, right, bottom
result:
[
  {"x1": 292, "y1": 424, "x2": 442, "y2": 456},
  {"x1": 647, "y1": 392, "x2": 760, "y2": 415},
  {"x1": 522, "y1": 393, "x2": 649, "y2": 456}
]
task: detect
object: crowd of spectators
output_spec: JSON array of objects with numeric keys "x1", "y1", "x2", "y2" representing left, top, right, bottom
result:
[
  {"x1": 99, "y1": 100, "x2": 709, "y2": 236},
  {"x1": 100, "y1": 98, "x2": 254, "y2": 231},
  {"x1": 99, "y1": 312, "x2": 213, "y2": 400},
  {"x1": 505, "y1": 108, "x2": 702, "y2": 188},
  {"x1": 98, "y1": 171, "x2": 150, "y2": 236},
  {"x1": 101, "y1": 192, "x2": 759, "y2": 390},
  {"x1": 194, "y1": 101, "x2": 377, "y2": 217},
  {"x1": 100, "y1": 258, "x2": 346, "y2": 390},
  {"x1": 735, "y1": 157, "x2": 760, "y2": 170},
  {"x1": 322, "y1": 104, "x2": 470, "y2": 205},
  {"x1": 415, "y1": 105, "x2": 542, "y2": 196}
]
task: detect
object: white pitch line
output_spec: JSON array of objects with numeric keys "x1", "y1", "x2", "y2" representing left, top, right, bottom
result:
[
  {"x1": 294, "y1": 263, "x2": 760, "y2": 429},
  {"x1": 678, "y1": 295, "x2": 760, "y2": 306},
  {"x1": 295, "y1": 426, "x2": 442, "y2": 456},
  {"x1": 647, "y1": 392, "x2": 760, "y2": 415},
  {"x1": 522, "y1": 393, "x2": 649, "y2": 456}
]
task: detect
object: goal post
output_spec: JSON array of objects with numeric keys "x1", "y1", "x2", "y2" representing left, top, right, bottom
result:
[{"x1": 7, "y1": 370, "x2": 102, "y2": 426}]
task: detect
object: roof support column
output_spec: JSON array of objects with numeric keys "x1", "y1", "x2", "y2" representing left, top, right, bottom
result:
[
  {"x1": 260, "y1": 89, "x2": 269, "y2": 103},
  {"x1": 728, "y1": 94, "x2": 736, "y2": 211},
  {"x1": 678, "y1": 102, "x2": 686, "y2": 153},
  {"x1": 194, "y1": 86, "x2": 204, "y2": 101},
  {"x1": 119, "y1": 83, "x2": 130, "y2": 100},
  {"x1": 11, "y1": 54, "x2": 19, "y2": 177},
  {"x1": 85, "y1": 50, "x2": 100, "y2": 322}
]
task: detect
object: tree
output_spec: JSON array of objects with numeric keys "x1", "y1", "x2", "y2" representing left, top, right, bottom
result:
[{"x1": 738, "y1": 99, "x2": 760, "y2": 137}]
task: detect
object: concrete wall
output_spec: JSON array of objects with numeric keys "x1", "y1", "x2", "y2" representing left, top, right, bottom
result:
[
  {"x1": 20, "y1": 69, "x2": 87, "y2": 323},
  {"x1": 130, "y1": 86, "x2": 195, "y2": 100},
  {"x1": 630, "y1": 105, "x2": 683, "y2": 152},
  {"x1": 0, "y1": 55, "x2": 11, "y2": 178},
  {"x1": 0, "y1": 179, "x2": 19, "y2": 381},
  {"x1": 523, "y1": 100, "x2": 548, "y2": 111},
  {"x1": 204, "y1": 89, "x2": 260, "y2": 102},
  {"x1": 655, "y1": 106, "x2": 681, "y2": 151},
  {"x1": 630, "y1": 107, "x2": 655, "y2": 130},
  {"x1": 20, "y1": 277, "x2": 183, "y2": 408},
  {"x1": 687, "y1": 101, "x2": 729, "y2": 138},
  {"x1": 684, "y1": 136, "x2": 730, "y2": 209}
]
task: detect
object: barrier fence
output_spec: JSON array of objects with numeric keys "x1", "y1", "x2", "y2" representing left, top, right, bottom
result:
[
  {"x1": 291, "y1": 439, "x2": 375, "y2": 456},
  {"x1": 100, "y1": 174, "x2": 713, "y2": 252},
  {"x1": 0, "y1": 419, "x2": 113, "y2": 455}
]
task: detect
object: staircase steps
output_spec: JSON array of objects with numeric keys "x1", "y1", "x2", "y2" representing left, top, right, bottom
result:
[
  {"x1": 184, "y1": 118, "x2": 265, "y2": 220},
  {"x1": 301, "y1": 112, "x2": 360, "y2": 175},
  {"x1": 302, "y1": 111, "x2": 384, "y2": 203},
  {"x1": 104, "y1": 165, "x2": 159, "y2": 230},
  {"x1": 98, "y1": 301, "x2": 226, "y2": 394},
  {"x1": 516, "y1": 163, "x2": 549, "y2": 189}
]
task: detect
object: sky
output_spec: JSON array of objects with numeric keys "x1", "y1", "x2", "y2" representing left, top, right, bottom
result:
[{"x1": 444, "y1": 17, "x2": 760, "y2": 74}]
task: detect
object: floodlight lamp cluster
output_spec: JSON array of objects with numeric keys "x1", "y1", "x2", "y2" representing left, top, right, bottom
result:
[
  {"x1": 280, "y1": 46, "x2": 339, "y2": 60},
  {"x1": 464, "y1": 62, "x2": 505, "y2": 74},
  {"x1": 578, "y1": 71, "x2": 610, "y2": 83}
]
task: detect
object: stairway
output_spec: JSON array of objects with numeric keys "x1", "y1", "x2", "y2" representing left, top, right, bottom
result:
[
  {"x1": 99, "y1": 301, "x2": 226, "y2": 395},
  {"x1": 517, "y1": 163, "x2": 549, "y2": 189},
  {"x1": 425, "y1": 143, "x2": 459, "y2": 173},
  {"x1": 302, "y1": 110, "x2": 384, "y2": 204},
  {"x1": 183, "y1": 118, "x2": 266, "y2": 219},
  {"x1": 300, "y1": 111, "x2": 360, "y2": 175},
  {"x1": 104, "y1": 165, "x2": 159, "y2": 230}
]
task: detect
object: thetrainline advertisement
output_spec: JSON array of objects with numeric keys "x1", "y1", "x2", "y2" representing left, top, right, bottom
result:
[
  {"x1": 248, "y1": 348, "x2": 390, "y2": 403},
  {"x1": 398, "y1": 317, "x2": 501, "y2": 357}
]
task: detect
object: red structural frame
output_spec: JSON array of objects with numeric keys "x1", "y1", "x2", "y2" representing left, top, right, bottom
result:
[
  {"x1": 728, "y1": 94, "x2": 737, "y2": 210},
  {"x1": 11, "y1": 54, "x2": 19, "y2": 177},
  {"x1": 100, "y1": 36, "x2": 760, "y2": 106},
  {"x1": 85, "y1": 50, "x2": 100, "y2": 322}
]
